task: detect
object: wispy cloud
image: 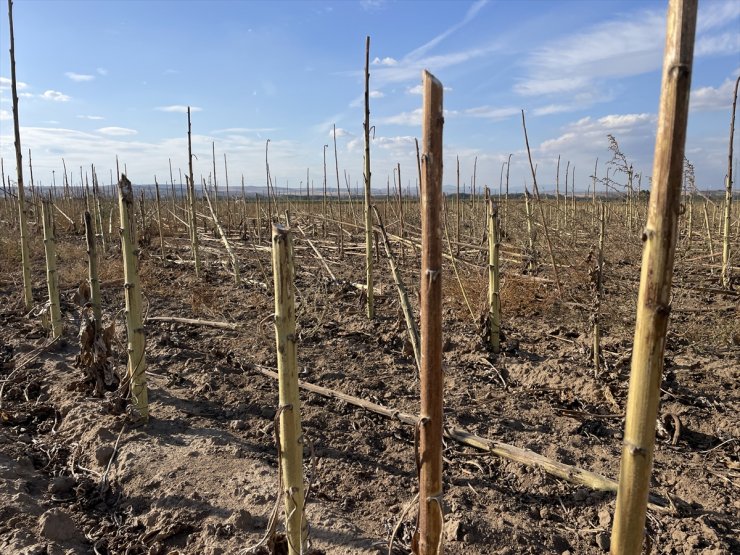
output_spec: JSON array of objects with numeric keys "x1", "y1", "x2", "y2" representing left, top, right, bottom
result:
[
  {"x1": 515, "y1": 2, "x2": 740, "y2": 100},
  {"x1": 514, "y1": 11, "x2": 664, "y2": 98},
  {"x1": 697, "y1": 0, "x2": 740, "y2": 32},
  {"x1": 65, "y1": 72, "x2": 94, "y2": 82},
  {"x1": 77, "y1": 115, "x2": 105, "y2": 120},
  {"x1": 406, "y1": 0, "x2": 488, "y2": 61},
  {"x1": 41, "y1": 90, "x2": 71, "y2": 102},
  {"x1": 0, "y1": 109, "x2": 10, "y2": 121},
  {"x1": 96, "y1": 68, "x2": 108, "y2": 76},
  {"x1": 464, "y1": 106, "x2": 519, "y2": 120},
  {"x1": 97, "y1": 127, "x2": 138, "y2": 136},
  {"x1": 156, "y1": 105, "x2": 202, "y2": 113},
  {"x1": 363, "y1": 1, "x2": 494, "y2": 85}
]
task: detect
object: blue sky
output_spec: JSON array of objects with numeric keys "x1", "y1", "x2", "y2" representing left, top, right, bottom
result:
[{"x1": 0, "y1": 0, "x2": 738, "y2": 194}]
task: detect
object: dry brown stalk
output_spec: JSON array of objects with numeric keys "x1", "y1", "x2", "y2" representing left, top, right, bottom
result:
[
  {"x1": 363, "y1": 36, "x2": 374, "y2": 319},
  {"x1": 521, "y1": 110, "x2": 563, "y2": 299},
  {"x1": 372, "y1": 205, "x2": 421, "y2": 372},
  {"x1": 252, "y1": 365, "x2": 673, "y2": 512},
  {"x1": 417, "y1": 69, "x2": 444, "y2": 555}
]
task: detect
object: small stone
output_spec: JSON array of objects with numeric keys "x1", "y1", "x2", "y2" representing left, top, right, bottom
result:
[
  {"x1": 49, "y1": 476, "x2": 76, "y2": 495},
  {"x1": 595, "y1": 531, "x2": 610, "y2": 551},
  {"x1": 229, "y1": 420, "x2": 247, "y2": 431},
  {"x1": 95, "y1": 446, "x2": 115, "y2": 467},
  {"x1": 444, "y1": 518, "x2": 463, "y2": 541},
  {"x1": 18, "y1": 434, "x2": 32, "y2": 444},
  {"x1": 38, "y1": 508, "x2": 80, "y2": 542}
]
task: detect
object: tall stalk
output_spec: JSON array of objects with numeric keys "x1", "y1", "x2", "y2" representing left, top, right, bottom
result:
[
  {"x1": 8, "y1": 0, "x2": 32, "y2": 311},
  {"x1": 488, "y1": 199, "x2": 501, "y2": 353},
  {"x1": 363, "y1": 36, "x2": 374, "y2": 319},
  {"x1": 84, "y1": 211, "x2": 102, "y2": 334},
  {"x1": 611, "y1": 1, "x2": 696, "y2": 552},
  {"x1": 41, "y1": 199, "x2": 61, "y2": 338},
  {"x1": 721, "y1": 75, "x2": 740, "y2": 288},
  {"x1": 187, "y1": 107, "x2": 200, "y2": 276},
  {"x1": 118, "y1": 176, "x2": 149, "y2": 422},
  {"x1": 333, "y1": 124, "x2": 344, "y2": 258},
  {"x1": 417, "y1": 70, "x2": 444, "y2": 555},
  {"x1": 271, "y1": 224, "x2": 306, "y2": 554}
]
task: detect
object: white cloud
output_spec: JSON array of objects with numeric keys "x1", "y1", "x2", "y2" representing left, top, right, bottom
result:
[
  {"x1": 372, "y1": 57, "x2": 398, "y2": 67},
  {"x1": 77, "y1": 114, "x2": 105, "y2": 120},
  {"x1": 65, "y1": 72, "x2": 94, "y2": 82},
  {"x1": 156, "y1": 105, "x2": 202, "y2": 113},
  {"x1": 361, "y1": 2, "x2": 494, "y2": 86},
  {"x1": 211, "y1": 127, "x2": 277, "y2": 134},
  {"x1": 40, "y1": 90, "x2": 71, "y2": 102},
  {"x1": 369, "y1": 90, "x2": 385, "y2": 99},
  {"x1": 698, "y1": 1, "x2": 740, "y2": 32},
  {"x1": 347, "y1": 134, "x2": 416, "y2": 154},
  {"x1": 515, "y1": 11, "x2": 665, "y2": 98},
  {"x1": 330, "y1": 127, "x2": 351, "y2": 138},
  {"x1": 465, "y1": 106, "x2": 519, "y2": 120},
  {"x1": 361, "y1": 0, "x2": 386, "y2": 11},
  {"x1": 539, "y1": 113, "x2": 655, "y2": 154},
  {"x1": 691, "y1": 76, "x2": 738, "y2": 111},
  {"x1": 532, "y1": 104, "x2": 575, "y2": 116},
  {"x1": 96, "y1": 68, "x2": 108, "y2": 76},
  {"x1": 696, "y1": 32, "x2": 740, "y2": 57},
  {"x1": 0, "y1": 76, "x2": 29, "y2": 90},
  {"x1": 378, "y1": 108, "x2": 422, "y2": 126},
  {"x1": 0, "y1": 126, "x2": 299, "y2": 189},
  {"x1": 0, "y1": 109, "x2": 10, "y2": 121},
  {"x1": 97, "y1": 126, "x2": 138, "y2": 136},
  {"x1": 405, "y1": 0, "x2": 488, "y2": 61},
  {"x1": 407, "y1": 83, "x2": 453, "y2": 95},
  {"x1": 516, "y1": 2, "x2": 740, "y2": 102}
]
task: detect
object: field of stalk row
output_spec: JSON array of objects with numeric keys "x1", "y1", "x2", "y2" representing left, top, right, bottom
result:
[
  {"x1": 2, "y1": 3, "x2": 739, "y2": 554},
  {"x1": 1, "y1": 166, "x2": 738, "y2": 554}
]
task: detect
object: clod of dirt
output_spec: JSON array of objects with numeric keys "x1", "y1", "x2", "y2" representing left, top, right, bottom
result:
[
  {"x1": 38, "y1": 508, "x2": 80, "y2": 542},
  {"x1": 95, "y1": 445, "x2": 115, "y2": 467},
  {"x1": 226, "y1": 508, "x2": 252, "y2": 531},
  {"x1": 48, "y1": 476, "x2": 76, "y2": 495},
  {"x1": 444, "y1": 518, "x2": 463, "y2": 541},
  {"x1": 595, "y1": 531, "x2": 610, "y2": 552}
]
